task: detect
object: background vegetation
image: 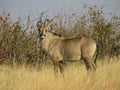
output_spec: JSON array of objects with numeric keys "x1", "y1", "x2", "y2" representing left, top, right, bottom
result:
[{"x1": 0, "y1": 5, "x2": 120, "y2": 67}]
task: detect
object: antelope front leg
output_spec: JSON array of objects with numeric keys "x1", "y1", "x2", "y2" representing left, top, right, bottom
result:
[
  {"x1": 59, "y1": 61, "x2": 66, "y2": 74},
  {"x1": 53, "y1": 60, "x2": 59, "y2": 76}
]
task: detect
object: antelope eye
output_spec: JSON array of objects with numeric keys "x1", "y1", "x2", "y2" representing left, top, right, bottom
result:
[{"x1": 45, "y1": 29, "x2": 47, "y2": 33}]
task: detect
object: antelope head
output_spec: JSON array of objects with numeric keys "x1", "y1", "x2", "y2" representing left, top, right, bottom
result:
[{"x1": 37, "y1": 19, "x2": 51, "y2": 40}]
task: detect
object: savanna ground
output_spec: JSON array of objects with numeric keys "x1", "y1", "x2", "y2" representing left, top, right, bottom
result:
[{"x1": 0, "y1": 57, "x2": 120, "y2": 90}]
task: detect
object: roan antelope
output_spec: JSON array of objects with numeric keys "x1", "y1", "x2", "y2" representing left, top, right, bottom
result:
[{"x1": 37, "y1": 19, "x2": 97, "y2": 75}]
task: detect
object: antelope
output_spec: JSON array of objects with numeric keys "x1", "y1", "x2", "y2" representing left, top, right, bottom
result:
[{"x1": 37, "y1": 19, "x2": 97, "y2": 75}]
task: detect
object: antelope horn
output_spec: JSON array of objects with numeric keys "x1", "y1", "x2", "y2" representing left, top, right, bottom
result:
[{"x1": 43, "y1": 18, "x2": 47, "y2": 26}]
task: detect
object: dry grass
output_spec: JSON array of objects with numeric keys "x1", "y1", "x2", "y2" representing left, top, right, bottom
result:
[{"x1": 0, "y1": 58, "x2": 120, "y2": 90}]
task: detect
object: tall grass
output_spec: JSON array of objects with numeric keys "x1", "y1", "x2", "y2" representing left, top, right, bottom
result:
[{"x1": 0, "y1": 58, "x2": 120, "y2": 90}]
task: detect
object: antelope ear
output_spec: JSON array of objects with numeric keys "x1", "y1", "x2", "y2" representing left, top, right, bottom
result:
[
  {"x1": 44, "y1": 19, "x2": 51, "y2": 31},
  {"x1": 36, "y1": 21, "x2": 42, "y2": 29}
]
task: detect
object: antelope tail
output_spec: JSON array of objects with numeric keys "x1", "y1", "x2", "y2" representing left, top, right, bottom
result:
[{"x1": 94, "y1": 44, "x2": 99, "y2": 65}]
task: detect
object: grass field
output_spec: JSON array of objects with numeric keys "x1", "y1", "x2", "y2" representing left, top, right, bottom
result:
[{"x1": 0, "y1": 58, "x2": 120, "y2": 90}]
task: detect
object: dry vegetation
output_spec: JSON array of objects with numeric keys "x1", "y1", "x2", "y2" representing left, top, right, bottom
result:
[
  {"x1": 0, "y1": 5, "x2": 120, "y2": 65},
  {"x1": 0, "y1": 58, "x2": 120, "y2": 90}
]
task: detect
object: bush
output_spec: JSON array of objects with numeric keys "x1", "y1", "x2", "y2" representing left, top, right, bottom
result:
[{"x1": 0, "y1": 5, "x2": 120, "y2": 66}]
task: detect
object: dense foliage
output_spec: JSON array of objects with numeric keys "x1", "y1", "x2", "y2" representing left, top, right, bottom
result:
[{"x1": 0, "y1": 6, "x2": 120, "y2": 66}]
